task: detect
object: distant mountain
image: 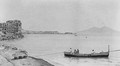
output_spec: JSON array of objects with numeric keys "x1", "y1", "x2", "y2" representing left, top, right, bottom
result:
[{"x1": 76, "y1": 27, "x2": 120, "y2": 36}]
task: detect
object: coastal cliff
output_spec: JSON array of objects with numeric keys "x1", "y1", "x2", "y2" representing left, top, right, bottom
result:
[{"x1": 0, "y1": 20, "x2": 24, "y2": 41}]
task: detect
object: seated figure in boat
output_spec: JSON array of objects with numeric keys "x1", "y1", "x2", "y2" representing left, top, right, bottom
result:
[
  {"x1": 74, "y1": 49, "x2": 79, "y2": 54},
  {"x1": 77, "y1": 49, "x2": 79, "y2": 54},
  {"x1": 74, "y1": 49, "x2": 76, "y2": 54}
]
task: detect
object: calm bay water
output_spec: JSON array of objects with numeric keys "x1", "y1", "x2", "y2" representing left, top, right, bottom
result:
[{"x1": 0, "y1": 34, "x2": 120, "y2": 66}]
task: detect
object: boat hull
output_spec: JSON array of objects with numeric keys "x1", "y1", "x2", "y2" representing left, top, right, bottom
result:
[{"x1": 64, "y1": 52, "x2": 109, "y2": 58}]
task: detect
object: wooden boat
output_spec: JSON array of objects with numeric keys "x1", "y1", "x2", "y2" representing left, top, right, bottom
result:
[{"x1": 64, "y1": 45, "x2": 110, "y2": 58}]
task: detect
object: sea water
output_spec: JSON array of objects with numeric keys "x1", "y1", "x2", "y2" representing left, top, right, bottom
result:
[{"x1": 0, "y1": 34, "x2": 120, "y2": 66}]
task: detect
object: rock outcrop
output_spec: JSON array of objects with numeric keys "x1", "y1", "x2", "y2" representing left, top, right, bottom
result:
[{"x1": 0, "y1": 44, "x2": 54, "y2": 66}]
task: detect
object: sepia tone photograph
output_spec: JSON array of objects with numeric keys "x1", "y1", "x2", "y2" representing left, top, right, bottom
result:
[{"x1": 0, "y1": 0, "x2": 120, "y2": 66}]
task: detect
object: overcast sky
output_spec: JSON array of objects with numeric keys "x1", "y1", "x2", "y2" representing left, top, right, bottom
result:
[{"x1": 0, "y1": 0, "x2": 120, "y2": 32}]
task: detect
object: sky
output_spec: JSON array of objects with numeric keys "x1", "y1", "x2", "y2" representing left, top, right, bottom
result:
[{"x1": 0, "y1": 0, "x2": 120, "y2": 32}]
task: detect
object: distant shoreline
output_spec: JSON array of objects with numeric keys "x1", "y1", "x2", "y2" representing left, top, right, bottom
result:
[{"x1": 22, "y1": 30, "x2": 75, "y2": 35}]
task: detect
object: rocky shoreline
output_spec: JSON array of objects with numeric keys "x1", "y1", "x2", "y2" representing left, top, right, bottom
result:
[
  {"x1": 0, "y1": 34, "x2": 24, "y2": 41},
  {"x1": 0, "y1": 44, "x2": 54, "y2": 66}
]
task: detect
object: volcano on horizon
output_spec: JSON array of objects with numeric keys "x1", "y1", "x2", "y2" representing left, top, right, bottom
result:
[{"x1": 76, "y1": 26, "x2": 120, "y2": 36}]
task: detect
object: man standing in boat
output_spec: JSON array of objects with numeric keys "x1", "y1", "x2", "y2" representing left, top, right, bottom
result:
[
  {"x1": 69, "y1": 48, "x2": 72, "y2": 53},
  {"x1": 92, "y1": 49, "x2": 95, "y2": 54}
]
